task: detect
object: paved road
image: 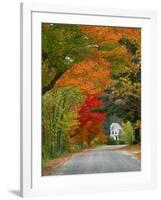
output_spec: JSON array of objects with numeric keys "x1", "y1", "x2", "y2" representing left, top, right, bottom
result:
[{"x1": 51, "y1": 145, "x2": 141, "y2": 175}]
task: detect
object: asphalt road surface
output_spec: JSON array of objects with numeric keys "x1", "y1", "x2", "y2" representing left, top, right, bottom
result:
[{"x1": 51, "y1": 145, "x2": 141, "y2": 175}]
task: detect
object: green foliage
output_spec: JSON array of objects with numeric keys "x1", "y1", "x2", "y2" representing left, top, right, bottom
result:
[
  {"x1": 102, "y1": 115, "x2": 122, "y2": 136},
  {"x1": 107, "y1": 137, "x2": 118, "y2": 145},
  {"x1": 91, "y1": 136, "x2": 107, "y2": 146},
  {"x1": 120, "y1": 121, "x2": 133, "y2": 144},
  {"x1": 98, "y1": 41, "x2": 117, "y2": 51},
  {"x1": 69, "y1": 144, "x2": 81, "y2": 153},
  {"x1": 42, "y1": 23, "x2": 94, "y2": 94},
  {"x1": 119, "y1": 38, "x2": 138, "y2": 55},
  {"x1": 107, "y1": 56, "x2": 126, "y2": 67},
  {"x1": 105, "y1": 56, "x2": 127, "y2": 77},
  {"x1": 99, "y1": 36, "x2": 141, "y2": 130},
  {"x1": 96, "y1": 37, "x2": 141, "y2": 145},
  {"x1": 82, "y1": 142, "x2": 89, "y2": 149},
  {"x1": 99, "y1": 69, "x2": 141, "y2": 128},
  {"x1": 42, "y1": 87, "x2": 84, "y2": 160},
  {"x1": 133, "y1": 128, "x2": 141, "y2": 144},
  {"x1": 119, "y1": 140, "x2": 126, "y2": 145},
  {"x1": 119, "y1": 37, "x2": 141, "y2": 67},
  {"x1": 42, "y1": 26, "x2": 141, "y2": 166},
  {"x1": 42, "y1": 24, "x2": 93, "y2": 70}
]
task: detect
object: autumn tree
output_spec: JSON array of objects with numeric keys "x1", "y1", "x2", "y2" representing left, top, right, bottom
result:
[
  {"x1": 80, "y1": 25, "x2": 141, "y2": 79},
  {"x1": 120, "y1": 121, "x2": 134, "y2": 144},
  {"x1": 80, "y1": 26, "x2": 141, "y2": 43},
  {"x1": 76, "y1": 94, "x2": 106, "y2": 147},
  {"x1": 42, "y1": 87, "x2": 84, "y2": 160},
  {"x1": 42, "y1": 23, "x2": 94, "y2": 95},
  {"x1": 97, "y1": 37, "x2": 141, "y2": 144},
  {"x1": 56, "y1": 51, "x2": 111, "y2": 95},
  {"x1": 42, "y1": 24, "x2": 142, "y2": 165}
]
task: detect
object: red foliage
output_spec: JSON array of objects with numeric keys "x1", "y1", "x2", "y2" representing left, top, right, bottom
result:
[
  {"x1": 78, "y1": 93, "x2": 105, "y2": 127},
  {"x1": 76, "y1": 93, "x2": 106, "y2": 147}
]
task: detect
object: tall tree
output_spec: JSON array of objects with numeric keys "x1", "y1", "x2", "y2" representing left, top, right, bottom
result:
[
  {"x1": 76, "y1": 94, "x2": 106, "y2": 147},
  {"x1": 121, "y1": 121, "x2": 134, "y2": 144},
  {"x1": 42, "y1": 23, "x2": 94, "y2": 95},
  {"x1": 56, "y1": 52, "x2": 111, "y2": 95},
  {"x1": 42, "y1": 87, "x2": 84, "y2": 160},
  {"x1": 98, "y1": 37, "x2": 141, "y2": 143}
]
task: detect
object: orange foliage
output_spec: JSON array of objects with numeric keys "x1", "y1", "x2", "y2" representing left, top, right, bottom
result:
[
  {"x1": 70, "y1": 123, "x2": 107, "y2": 147},
  {"x1": 56, "y1": 52, "x2": 111, "y2": 95},
  {"x1": 97, "y1": 131, "x2": 108, "y2": 143},
  {"x1": 81, "y1": 123, "x2": 102, "y2": 147},
  {"x1": 80, "y1": 26, "x2": 141, "y2": 43}
]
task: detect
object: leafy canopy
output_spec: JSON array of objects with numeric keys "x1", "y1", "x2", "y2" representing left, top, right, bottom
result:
[{"x1": 42, "y1": 23, "x2": 93, "y2": 74}]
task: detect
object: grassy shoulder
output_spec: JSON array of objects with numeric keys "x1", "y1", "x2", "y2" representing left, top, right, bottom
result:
[
  {"x1": 42, "y1": 153, "x2": 72, "y2": 176},
  {"x1": 42, "y1": 148, "x2": 91, "y2": 176},
  {"x1": 115, "y1": 144, "x2": 141, "y2": 160}
]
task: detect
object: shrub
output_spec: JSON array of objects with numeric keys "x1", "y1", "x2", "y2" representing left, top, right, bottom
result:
[
  {"x1": 82, "y1": 142, "x2": 89, "y2": 149},
  {"x1": 119, "y1": 140, "x2": 126, "y2": 145},
  {"x1": 121, "y1": 121, "x2": 133, "y2": 144},
  {"x1": 107, "y1": 137, "x2": 118, "y2": 145},
  {"x1": 69, "y1": 144, "x2": 81, "y2": 153},
  {"x1": 99, "y1": 41, "x2": 117, "y2": 51}
]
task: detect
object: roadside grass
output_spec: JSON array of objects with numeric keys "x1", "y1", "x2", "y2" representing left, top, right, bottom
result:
[
  {"x1": 115, "y1": 144, "x2": 141, "y2": 160},
  {"x1": 42, "y1": 148, "x2": 91, "y2": 176},
  {"x1": 42, "y1": 153, "x2": 72, "y2": 176}
]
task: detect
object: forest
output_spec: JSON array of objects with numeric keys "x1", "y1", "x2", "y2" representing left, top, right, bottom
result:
[{"x1": 42, "y1": 23, "x2": 141, "y2": 164}]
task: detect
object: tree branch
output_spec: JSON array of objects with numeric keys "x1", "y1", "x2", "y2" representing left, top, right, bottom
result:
[{"x1": 42, "y1": 72, "x2": 63, "y2": 95}]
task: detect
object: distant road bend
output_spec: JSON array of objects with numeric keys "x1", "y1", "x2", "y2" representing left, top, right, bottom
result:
[{"x1": 51, "y1": 145, "x2": 141, "y2": 175}]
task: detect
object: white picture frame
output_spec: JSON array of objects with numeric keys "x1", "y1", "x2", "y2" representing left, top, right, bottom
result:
[{"x1": 20, "y1": 2, "x2": 157, "y2": 197}]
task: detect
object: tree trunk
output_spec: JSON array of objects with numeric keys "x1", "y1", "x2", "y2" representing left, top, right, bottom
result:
[
  {"x1": 42, "y1": 72, "x2": 63, "y2": 95},
  {"x1": 59, "y1": 131, "x2": 63, "y2": 153},
  {"x1": 88, "y1": 135, "x2": 91, "y2": 148},
  {"x1": 52, "y1": 132, "x2": 56, "y2": 156}
]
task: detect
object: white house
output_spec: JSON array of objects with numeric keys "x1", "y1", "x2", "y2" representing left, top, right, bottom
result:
[{"x1": 110, "y1": 123, "x2": 122, "y2": 141}]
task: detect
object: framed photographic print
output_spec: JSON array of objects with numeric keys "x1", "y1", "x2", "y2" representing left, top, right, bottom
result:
[{"x1": 20, "y1": 2, "x2": 157, "y2": 197}]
